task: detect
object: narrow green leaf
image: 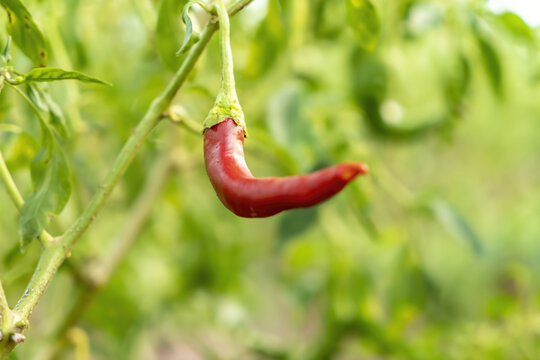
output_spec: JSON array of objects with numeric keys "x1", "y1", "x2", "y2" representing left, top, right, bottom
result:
[
  {"x1": 476, "y1": 35, "x2": 503, "y2": 96},
  {"x1": 497, "y1": 12, "x2": 534, "y2": 42},
  {"x1": 0, "y1": 0, "x2": 48, "y2": 66},
  {"x1": 430, "y1": 199, "x2": 483, "y2": 255},
  {"x1": 19, "y1": 120, "x2": 71, "y2": 246},
  {"x1": 176, "y1": 0, "x2": 202, "y2": 56},
  {"x1": 345, "y1": 0, "x2": 380, "y2": 51},
  {"x1": 443, "y1": 54, "x2": 471, "y2": 107},
  {"x1": 20, "y1": 67, "x2": 110, "y2": 85},
  {"x1": 2, "y1": 35, "x2": 12, "y2": 63},
  {"x1": 25, "y1": 82, "x2": 47, "y2": 111},
  {"x1": 27, "y1": 84, "x2": 68, "y2": 137},
  {"x1": 156, "y1": 0, "x2": 188, "y2": 71}
]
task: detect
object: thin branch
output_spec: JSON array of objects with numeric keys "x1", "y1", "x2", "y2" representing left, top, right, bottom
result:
[
  {"x1": 0, "y1": 0, "x2": 255, "y2": 357},
  {"x1": 45, "y1": 148, "x2": 176, "y2": 360},
  {"x1": 5, "y1": 83, "x2": 48, "y2": 125},
  {"x1": 12, "y1": 20, "x2": 213, "y2": 322},
  {"x1": 0, "y1": 280, "x2": 24, "y2": 359},
  {"x1": 92, "y1": 153, "x2": 176, "y2": 286},
  {"x1": 0, "y1": 152, "x2": 23, "y2": 210},
  {"x1": 165, "y1": 105, "x2": 204, "y2": 135}
]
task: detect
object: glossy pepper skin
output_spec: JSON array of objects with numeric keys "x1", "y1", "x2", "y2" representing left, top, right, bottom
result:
[{"x1": 204, "y1": 118, "x2": 369, "y2": 218}]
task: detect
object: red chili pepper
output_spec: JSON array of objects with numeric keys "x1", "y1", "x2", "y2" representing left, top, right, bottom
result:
[
  {"x1": 204, "y1": 118, "x2": 368, "y2": 217},
  {"x1": 201, "y1": 0, "x2": 368, "y2": 217}
]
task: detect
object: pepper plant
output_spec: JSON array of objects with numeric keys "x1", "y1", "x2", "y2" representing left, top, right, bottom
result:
[{"x1": 0, "y1": 0, "x2": 539, "y2": 359}]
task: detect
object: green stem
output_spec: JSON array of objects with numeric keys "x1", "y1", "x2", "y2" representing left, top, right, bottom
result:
[
  {"x1": 216, "y1": 0, "x2": 236, "y2": 104},
  {"x1": 0, "y1": 1, "x2": 255, "y2": 356},
  {"x1": 89, "y1": 151, "x2": 175, "y2": 287},
  {"x1": 166, "y1": 105, "x2": 204, "y2": 134},
  {"x1": 11, "y1": 24, "x2": 215, "y2": 322},
  {"x1": 189, "y1": 0, "x2": 214, "y2": 14},
  {"x1": 45, "y1": 149, "x2": 175, "y2": 360},
  {"x1": 0, "y1": 152, "x2": 24, "y2": 210},
  {"x1": 203, "y1": 0, "x2": 246, "y2": 133},
  {"x1": 5, "y1": 83, "x2": 48, "y2": 125},
  {"x1": 0, "y1": 280, "x2": 22, "y2": 360}
]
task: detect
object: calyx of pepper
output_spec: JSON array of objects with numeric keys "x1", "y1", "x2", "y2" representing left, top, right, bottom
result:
[
  {"x1": 202, "y1": 0, "x2": 247, "y2": 137},
  {"x1": 203, "y1": 94, "x2": 247, "y2": 136}
]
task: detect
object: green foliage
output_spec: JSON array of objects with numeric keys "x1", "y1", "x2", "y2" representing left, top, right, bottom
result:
[
  {"x1": 345, "y1": 0, "x2": 380, "y2": 51},
  {"x1": 496, "y1": 12, "x2": 535, "y2": 42},
  {"x1": 156, "y1": 0, "x2": 188, "y2": 71},
  {"x1": 176, "y1": 0, "x2": 207, "y2": 56},
  {"x1": 17, "y1": 67, "x2": 110, "y2": 85},
  {"x1": 19, "y1": 117, "x2": 70, "y2": 245},
  {"x1": 0, "y1": 0, "x2": 540, "y2": 359},
  {"x1": 476, "y1": 34, "x2": 503, "y2": 96},
  {"x1": 0, "y1": 0, "x2": 47, "y2": 66}
]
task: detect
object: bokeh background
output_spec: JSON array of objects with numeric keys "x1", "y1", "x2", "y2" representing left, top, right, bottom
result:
[{"x1": 1, "y1": 0, "x2": 540, "y2": 359}]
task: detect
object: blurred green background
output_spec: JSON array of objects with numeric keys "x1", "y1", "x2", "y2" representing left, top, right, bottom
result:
[{"x1": 1, "y1": 0, "x2": 540, "y2": 359}]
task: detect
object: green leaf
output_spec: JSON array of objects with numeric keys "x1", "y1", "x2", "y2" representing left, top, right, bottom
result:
[
  {"x1": 19, "y1": 120, "x2": 71, "y2": 246},
  {"x1": 19, "y1": 67, "x2": 110, "y2": 85},
  {"x1": 156, "y1": 0, "x2": 188, "y2": 71},
  {"x1": 350, "y1": 49, "x2": 446, "y2": 141},
  {"x1": 0, "y1": 0, "x2": 48, "y2": 66},
  {"x1": 443, "y1": 54, "x2": 471, "y2": 108},
  {"x1": 430, "y1": 199, "x2": 483, "y2": 255},
  {"x1": 350, "y1": 49, "x2": 388, "y2": 102},
  {"x1": 497, "y1": 12, "x2": 534, "y2": 42},
  {"x1": 2, "y1": 35, "x2": 12, "y2": 63},
  {"x1": 176, "y1": 0, "x2": 203, "y2": 56},
  {"x1": 345, "y1": 0, "x2": 380, "y2": 51},
  {"x1": 476, "y1": 35, "x2": 503, "y2": 96},
  {"x1": 26, "y1": 84, "x2": 68, "y2": 137}
]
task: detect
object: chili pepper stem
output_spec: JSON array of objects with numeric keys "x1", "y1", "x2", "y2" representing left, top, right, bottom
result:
[{"x1": 203, "y1": 0, "x2": 247, "y2": 135}]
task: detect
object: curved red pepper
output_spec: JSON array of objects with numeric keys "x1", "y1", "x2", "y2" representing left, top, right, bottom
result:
[{"x1": 204, "y1": 118, "x2": 369, "y2": 218}]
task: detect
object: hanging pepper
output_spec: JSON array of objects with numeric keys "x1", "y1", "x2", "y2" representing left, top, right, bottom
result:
[{"x1": 202, "y1": 0, "x2": 368, "y2": 218}]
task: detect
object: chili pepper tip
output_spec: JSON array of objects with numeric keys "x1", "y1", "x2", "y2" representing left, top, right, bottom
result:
[{"x1": 340, "y1": 163, "x2": 369, "y2": 181}]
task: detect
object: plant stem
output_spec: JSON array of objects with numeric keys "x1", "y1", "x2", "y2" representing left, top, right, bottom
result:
[
  {"x1": 44, "y1": 148, "x2": 176, "y2": 360},
  {"x1": 12, "y1": 20, "x2": 211, "y2": 323},
  {"x1": 0, "y1": 152, "x2": 24, "y2": 210},
  {"x1": 0, "y1": 0, "x2": 255, "y2": 357},
  {"x1": 5, "y1": 84, "x2": 48, "y2": 125},
  {"x1": 91, "y1": 154, "x2": 176, "y2": 287},
  {"x1": 0, "y1": 281, "x2": 18, "y2": 360},
  {"x1": 166, "y1": 105, "x2": 204, "y2": 134},
  {"x1": 203, "y1": 0, "x2": 246, "y2": 132},
  {"x1": 216, "y1": 0, "x2": 237, "y2": 104}
]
